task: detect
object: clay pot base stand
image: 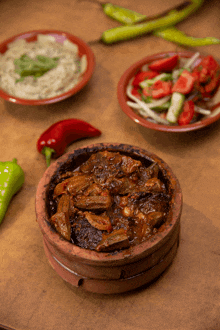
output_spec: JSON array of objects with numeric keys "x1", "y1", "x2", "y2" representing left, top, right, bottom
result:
[{"x1": 43, "y1": 224, "x2": 180, "y2": 294}]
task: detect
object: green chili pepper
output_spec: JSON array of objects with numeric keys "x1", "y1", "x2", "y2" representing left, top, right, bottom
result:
[
  {"x1": 0, "y1": 159, "x2": 25, "y2": 224},
  {"x1": 101, "y1": 0, "x2": 204, "y2": 44},
  {"x1": 154, "y1": 26, "x2": 220, "y2": 47},
  {"x1": 102, "y1": 3, "x2": 147, "y2": 25}
]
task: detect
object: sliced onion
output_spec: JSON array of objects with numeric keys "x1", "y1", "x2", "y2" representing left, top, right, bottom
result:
[
  {"x1": 126, "y1": 85, "x2": 169, "y2": 125},
  {"x1": 184, "y1": 52, "x2": 200, "y2": 70},
  {"x1": 194, "y1": 106, "x2": 211, "y2": 116}
]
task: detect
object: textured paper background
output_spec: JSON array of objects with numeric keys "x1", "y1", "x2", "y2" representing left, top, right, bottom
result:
[{"x1": 0, "y1": 0, "x2": 220, "y2": 329}]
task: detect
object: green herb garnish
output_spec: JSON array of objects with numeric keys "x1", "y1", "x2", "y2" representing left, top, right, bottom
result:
[{"x1": 14, "y1": 54, "x2": 60, "y2": 82}]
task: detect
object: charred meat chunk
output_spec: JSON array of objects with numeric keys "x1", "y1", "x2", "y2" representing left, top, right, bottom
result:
[
  {"x1": 53, "y1": 173, "x2": 92, "y2": 198},
  {"x1": 84, "y1": 211, "x2": 112, "y2": 233},
  {"x1": 49, "y1": 151, "x2": 171, "y2": 251},
  {"x1": 49, "y1": 194, "x2": 72, "y2": 241},
  {"x1": 96, "y1": 228, "x2": 130, "y2": 252},
  {"x1": 74, "y1": 194, "x2": 112, "y2": 210}
]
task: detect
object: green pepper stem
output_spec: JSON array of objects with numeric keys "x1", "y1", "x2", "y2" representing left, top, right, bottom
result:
[{"x1": 41, "y1": 146, "x2": 55, "y2": 167}]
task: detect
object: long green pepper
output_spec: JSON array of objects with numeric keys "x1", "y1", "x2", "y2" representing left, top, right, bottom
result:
[
  {"x1": 102, "y1": 3, "x2": 147, "y2": 25},
  {"x1": 154, "y1": 26, "x2": 220, "y2": 46},
  {"x1": 101, "y1": 0, "x2": 204, "y2": 44},
  {"x1": 0, "y1": 159, "x2": 25, "y2": 224}
]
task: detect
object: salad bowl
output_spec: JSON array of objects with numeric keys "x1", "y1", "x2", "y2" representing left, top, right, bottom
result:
[
  {"x1": 0, "y1": 30, "x2": 95, "y2": 105},
  {"x1": 117, "y1": 51, "x2": 220, "y2": 133}
]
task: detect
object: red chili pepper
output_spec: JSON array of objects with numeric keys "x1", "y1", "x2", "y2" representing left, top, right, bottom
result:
[
  {"x1": 148, "y1": 55, "x2": 179, "y2": 72},
  {"x1": 172, "y1": 70, "x2": 195, "y2": 94},
  {"x1": 178, "y1": 100, "x2": 195, "y2": 126},
  {"x1": 151, "y1": 80, "x2": 172, "y2": 99},
  {"x1": 37, "y1": 119, "x2": 101, "y2": 167},
  {"x1": 132, "y1": 71, "x2": 158, "y2": 87}
]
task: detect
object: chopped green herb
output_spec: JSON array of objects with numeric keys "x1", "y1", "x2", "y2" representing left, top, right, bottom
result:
[
  {"x1": 141, "y1": 95, "x2": 152, "y2": 103},
  {"x1": 14, "y1": 54, "x2": 60, "y2": 82}
]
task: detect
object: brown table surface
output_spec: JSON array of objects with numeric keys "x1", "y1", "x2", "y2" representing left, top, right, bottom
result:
[{"x1": 1, "y1": 0, "x2": 220, "y2": 329}]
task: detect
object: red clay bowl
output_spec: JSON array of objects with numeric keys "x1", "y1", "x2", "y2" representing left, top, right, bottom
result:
[
  {"x1": 35, "y1": 143, "x2": 182, "y2": 294},
  {"x1": 117, "y1": 51, "x2": 220, "y2": 133},
  {"x1": 0, "y1": 30, "x2": 95, "y2": 105}
]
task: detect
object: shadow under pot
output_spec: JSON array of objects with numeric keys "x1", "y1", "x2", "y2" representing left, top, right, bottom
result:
[{"x1": 35, "y1": 143, "x2": 182, "y2": 294}]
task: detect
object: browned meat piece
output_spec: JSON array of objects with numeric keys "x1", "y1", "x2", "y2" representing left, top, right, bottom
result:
[
  {"x1": 81, "y1": 151, "x2": 123, "y2": 184},
  {"x1": 105, "y1": 177, "x2": 137, "y2": 195},
  {"x1": 74, "y1": 194, "x2": 112, "y2": 210},
  {"x1": 84, "y1": 212, "x2": 112, "y2": 232},
  {"x1": 83, "y1": 183, "x2": 103, "y2": 196},
  {"x1": 144, "y1": 178, "x2": 166, "y2": 193},
  {"x1": 71, "y1": 212, "x2": 103, "y2": 250},
  {"x1": 122, "y1": 206, "x2": 134, "y2": 217},
  {"x1": 138, "y1": 163, "x2": 159, "y2": 184},
  {"x1": 50, "y1": 195, "x2": 71, "y2": 241},
  {"x1": 146, "y1": 211, "x2": 165, "y2": 228},
  {"x1": 145, "y1": 162, "x2": 159, "y2": 178},
  {"x1": 50, "y1": 212, "x2": 71, "y2": 241},
  {"x1": 53, "y1": 178, "x2": 69, "y2": 198},
  {"x1": 57, "y1": 193, "x2": 71, "y2": 213},
  {"x1": 121, "y1": 155, "x2": 141, "y2": 174},
  {"x1": 67, "y1": 174, "x2": 92, "y2": 195},
  {"x1": 118, "y1": 196, "x2": 129, "y2": 207},
  {"x1": 95, "y1": 228, "x2": 130, "y2": 252},
  {"x1": 79, "y1": 153, "x2": 99, "y2": 174},
  {"x1": 138, "y1": 193, "x2": 170, "y2": 215},
  {"x1": 141, "y1": 222, "x2": 152, "y2": 239},
  {"x1": 53, "y1": 174, "x2": 91, "y2": 198},
  {"x1": 58, "y1": 171, "x2": 76, "y2": 180}
]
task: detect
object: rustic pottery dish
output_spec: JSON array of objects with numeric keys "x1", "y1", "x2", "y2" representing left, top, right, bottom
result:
[
  {"x1": 35, "y1": 143, "x2": 182, "y2": 294},
  {"x1": 117, "y1": 51, "x2": 220, "y2": 133},
  {"x1": 0, "y1": 30, "x2": 95, "y2": 105}
]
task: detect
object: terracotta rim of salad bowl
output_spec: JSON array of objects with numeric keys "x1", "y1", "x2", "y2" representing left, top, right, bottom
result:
[{"x1": 117, "y1": 51, "x2": 220, "y2": 133}]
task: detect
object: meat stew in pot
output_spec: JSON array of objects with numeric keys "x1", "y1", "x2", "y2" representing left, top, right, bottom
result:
[{"x1": 46, "y1": 150, "x2": 172, "y2": 252}]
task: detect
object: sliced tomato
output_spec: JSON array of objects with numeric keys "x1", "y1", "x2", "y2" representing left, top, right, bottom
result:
[
  {"x1": 178, "y1": 100, "x2": 195, "y2": 126},
  {"x1": 199, "y1": 67, "x2": 209, "y2": 83},
  {"x1": 200, "y1": 55, "x2": 219, "y2": 72},
  {"x1": 193, "y1": 55, "x2": 220, "y2": 85},
  {"x1": 151, "y1": 80, "x2": 172, "y2": 99},
  {"x1": 192, "y1": 69, "x2": 200, "y2": 82},
  {"x1": 148, "y1": 55, "x2": 179, "y2": 72},
  {"x1": 131, "y1": 86, "x2": 141, "y2": 98},
  {"x1": 172, "y1": 70, "x2": 195, "y2": 95},
  {"x1": 132, "y1": 71, "x2": 158, "y2": 87},
  {"x1": 200, "y1": 74, "x2": 220, "y2": 98},
  {"x1": 142, "y1": 85, "x2": 152, "y2": 97}
]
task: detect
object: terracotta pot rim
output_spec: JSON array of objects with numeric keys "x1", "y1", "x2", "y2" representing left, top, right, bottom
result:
[{"x1": 35, "y1": 143, "x2": 182, "y2": 264}]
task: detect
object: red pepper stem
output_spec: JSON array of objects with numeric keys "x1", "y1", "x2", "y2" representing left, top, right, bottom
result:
[{"x1": 41, "y1": 146, "x2": 55, "y2": 167}]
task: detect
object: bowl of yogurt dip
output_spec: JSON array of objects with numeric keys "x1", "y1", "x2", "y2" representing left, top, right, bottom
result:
[{"x1": 0, "y1": 30, "x2": 95, "y2": 105}]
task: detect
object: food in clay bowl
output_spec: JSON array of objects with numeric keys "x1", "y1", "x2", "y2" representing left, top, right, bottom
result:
[
  {"x1": 117, "y1": 51, "x2": 220, "y2": 132},
  {"x1": 0, "y1": 30, "x2": 95, "y2": 105},
  {"x1": 35, "y1": 143, "x2": 182, "y2": 294}
]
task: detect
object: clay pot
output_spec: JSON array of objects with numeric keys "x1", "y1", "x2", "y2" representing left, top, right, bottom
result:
[{"x1": 35, "y1": 143, "x2": 182, "y2": 294}]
